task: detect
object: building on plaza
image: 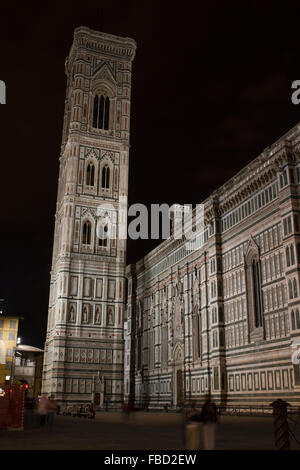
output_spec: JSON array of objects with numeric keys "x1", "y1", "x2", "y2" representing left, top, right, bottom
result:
[
  {"x1": 125, "y1": 128, "x2": 300, "y2": 409},
  {"x1": 13, "y1": 345, "x2": 44, "y2": 398},
  {"x1": 0, "y1": 314, "x2": 22, "y2": 386},
  {"x1": 43, "y1": 26, "x2": 300, "y2": 409}
]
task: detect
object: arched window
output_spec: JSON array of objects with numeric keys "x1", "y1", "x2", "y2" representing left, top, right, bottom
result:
[
  {"x1": 293, "y1": 278, "x2": 298, "y2": 298},
  {"x1": 297, "y1": 309, "x2": 300, "y2": 329},
  {"x1": 92, "y1": 94, "x2": 110, "y2": 130},
  {"x1": 86, "y1": 163, "x2": 95, "y2": 186},
  {"x1": 104, "y1": 96, "x2": 110, "y2": 129},
  {"x1": 245, "y1": 241, "x2": 265, "y2": 340},
  {"x1": 252, "y1": 259, "x2": 263, "y2": 328},
  {"x1": 82, "y1": 221, "x2": 91, "y2": 245},
  {"x1": 297, "y1": 243, "x2": 300, "y2": 264},
  {"x1": 289, "y1": 279, "x2": 293, "y2": 299},
  {"x1": 286, "y1": 246, "x2": 291, "y2": 267},
  {"x1": 193, "y1": 307, "x2": 201, "y2": 361},
  {"x1": 101, "y1": 165, "x2": 110, "y2": 189},
  {"x1": 98, "y1": 224, "x2": 108, "y2": 247},
  {"x1": 291, "y1": 310, "x2": 296, "y2": 330},
  {"x1": 291, "y1": 245, "x2": 295, "y2": 265}
]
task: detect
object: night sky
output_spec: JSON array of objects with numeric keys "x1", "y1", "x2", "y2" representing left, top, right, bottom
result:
[{"x1": 1, "y1": 1, "x2": 300, "y2": 348}]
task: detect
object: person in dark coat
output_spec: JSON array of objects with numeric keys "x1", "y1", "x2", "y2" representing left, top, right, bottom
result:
[{"x1": 200, "y1": 396, "x2": 218, "y2": 450}]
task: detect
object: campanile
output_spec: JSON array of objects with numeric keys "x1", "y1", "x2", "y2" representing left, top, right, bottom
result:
[{"x1": 42, "y1": 27, "x2": 136, "y2": 408}]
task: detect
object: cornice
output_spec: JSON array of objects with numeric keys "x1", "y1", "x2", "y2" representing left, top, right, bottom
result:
[{"x1": 73, "y1": 27, "x2": 137, "y2": 61}]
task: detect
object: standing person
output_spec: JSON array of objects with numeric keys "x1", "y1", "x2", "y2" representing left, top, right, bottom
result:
[
  {"x1": 37, "y1": 394, "x2": 48, "y2": 427},
  {"x1": 88, "y1": 403, "x2": 95, "y2": 419},
  {"x1": 200, "y1": 395, "x2": 218, "y2": 450},
  {"x1": 47, "y1": 395, "x2": 58, "y2": 428},
  {"x1": 185, "y1": 404, "x2": 202, "y2": 450}
]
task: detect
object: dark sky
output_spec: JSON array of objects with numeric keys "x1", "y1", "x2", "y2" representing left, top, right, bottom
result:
[{"x1": 1, "y1": 0, "x2": 300, "y2": 348}]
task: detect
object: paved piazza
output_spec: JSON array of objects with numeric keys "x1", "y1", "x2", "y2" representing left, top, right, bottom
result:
[{"x1": 0, "y1": 412, "x2": 299, "y2": 450}]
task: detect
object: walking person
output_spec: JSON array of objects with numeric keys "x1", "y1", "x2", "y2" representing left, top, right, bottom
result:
[
  {"x1": 88, "y1": 403, "x2": 95, "y2": 419},
  {"x1": 185, "y1": 404, "x2": 202, "y2": 450},
  {"x1": 46, "y1": 395, "x2": 58, "y2": 428},
  {"x1": 37, "y1": 394, "x2": 48, "y2": 427},
  {"x1": 200, "y1": 395, "x2": 218, "y2": 450}
]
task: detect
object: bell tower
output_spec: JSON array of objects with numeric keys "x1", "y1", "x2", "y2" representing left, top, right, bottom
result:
[{"x1": 42, "y1": 27, "x2": 136, "y2": 408}]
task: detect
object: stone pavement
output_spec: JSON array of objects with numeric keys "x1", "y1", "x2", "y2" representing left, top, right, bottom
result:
[{"x1": 0, "y1": 411, "x2": 299, "y2": 450}]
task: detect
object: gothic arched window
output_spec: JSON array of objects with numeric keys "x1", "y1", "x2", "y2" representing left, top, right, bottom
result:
[
  {"x1": 101, "y1": 165, "x2": 110, "y2": 189},
  {"x1": 293, "y1": 278, "x2": 298, "y2": 298},
  {"x1": 291, "y1": 245, "x2": 295, "y2": 265},
  {"x1": 245, "y1": 242, "x2": 264, "y2": 341},
  {"x1": 286, "y1": 246, "x2": 291, "y2": 267},
  {"x1": 252, "y1": 259, "x2": 263, "y2": 328},
  {"x1": 82, "y1": 220, "x2": 92, "y2": 245},
  {"x1": 92, "y1": 94, "x2": 110, "y2": 130},
  {"x1": 289, "y1": 279, "x2": 293, "y2": 299},
  {"x1": 296, "y1": 309, "x2": 300, "y2": 329},
  {"x1": 86, "y1": 163, "x2": 95, "y2": 186},
  {"x1": 297, "y1": 243, "x2": 300, "y2": 264},
  {"x1": 291, "y1": 310, "x2": 296, "y2": 330},
  {"x1": 98, "y1": 224, "x2": 108, "y2": 247},
  {"x1": 193, "y1": 306, "x2": 201, "y2": 361}
]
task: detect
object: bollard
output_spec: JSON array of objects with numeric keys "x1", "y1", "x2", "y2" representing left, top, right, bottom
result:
[{"x1": 270, "y1": 399, "x2": 290, "y2": 450}]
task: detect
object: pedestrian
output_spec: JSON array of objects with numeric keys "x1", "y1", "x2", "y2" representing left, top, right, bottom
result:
[
  {"x1": 185, "y1": 404, "x2": 202, "y2": 450},
  {"x1": 88, "y1": 403, "x2": 95, "y2": 419},
  {"x1": 199, "y1": 395, "x2": 218, "y2": 450},
  {"x1": 47, "y1": 395, "x2": 58, "y2": 428},
  {"x1": 37, "y1": 394, "x2": 48, "y2": 427}
]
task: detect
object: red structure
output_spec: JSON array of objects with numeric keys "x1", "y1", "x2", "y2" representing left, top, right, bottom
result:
[{"x1": 0, "y1": 384, "x2": 25, "y2": 429}]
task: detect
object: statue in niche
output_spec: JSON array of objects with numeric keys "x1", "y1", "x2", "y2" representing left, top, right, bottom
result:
[
  {"x1": 107, "y1": 308, "x2": 114, "y2": 325},
  {"x1": 97, "y1": 373, "x2": 105, "y2": 408},
  {"x1": 83, "y1": 306, "x2": 89, "y2": 323},
  {"x1": 95, "y1": 307, "x2": 101, "y2": 324},
  {"x1": 69, "y1": 306, "x2": 75, "y2": 322}
]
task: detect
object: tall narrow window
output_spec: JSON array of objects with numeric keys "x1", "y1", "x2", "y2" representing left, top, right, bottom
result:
[
  {"x1": 291, "y1": 310, "x2": 296, "y2": 330},
  {"x1": 252, "y1": 260, "x2": 262, "y2": 328},
  {"x1": 92, "y1": 94, "x2": 110, "y2": 130},
  {"x1": 92, "y1": 95, "x2": 99, "y2": 128},
  {"x1": 289, "y1": 279, "x2": 293, "y2": 299},
  {"x1": 98, "y1": 224, "x2": 108, "y2": 247},
  {"x1": 293, "y1": 278, "x2": 298, "y2": 298},
  {"x1": 291, "y1": 245, "x2": 295, "y2": 265},
  {"x1": 86, "y1": 163, "x2": 95, "y2": 186},
  {"x1": 245, "y1": 242, "x2": 264, "y2": 340},
  {"x1": 101, "y1": 165, "x2": 110, "y2": 189},
  {"x1": 193, "y1": 307, "x2": 201, "y2": 361},
  {"x1": 104, "y1": 96, "x2": 110, "y2": 130},
  {"x1": 297, "y1": 243, "x2": 300, "y2": 264},
  {"x1": 82, "y1": 221, "x2": 91, "y2": 245},
  {"x1": 286, "y1": 246, "x2": 291, "y2": 267},
  {"x1": 296, "y1": 309, "x2": 300, "y2": 329}
]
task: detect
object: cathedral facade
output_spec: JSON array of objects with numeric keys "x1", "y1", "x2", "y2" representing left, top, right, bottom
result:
[
  {"x1": 43, "y1": 27, "x2": 300, "y2": 410},
  {"x1": 42, "y1": 27, "x2": 136, "y2": 408},
  {"x1": 125, "y1": 127, "x2": 300, "y2": 409}
]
